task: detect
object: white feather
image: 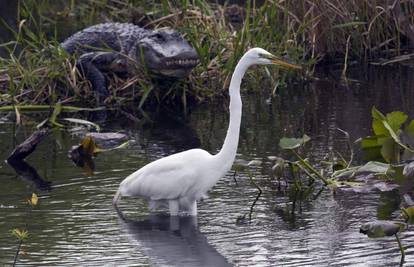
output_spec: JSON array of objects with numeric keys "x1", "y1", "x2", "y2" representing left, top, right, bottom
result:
[{"x1": 113, "y1": 48, "x2": 297, "y2": 216}]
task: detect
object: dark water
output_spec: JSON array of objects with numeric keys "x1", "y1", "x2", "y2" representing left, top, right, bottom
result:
[{"x1": 1, "y1": 66, "x2": 414, "y2": 266}]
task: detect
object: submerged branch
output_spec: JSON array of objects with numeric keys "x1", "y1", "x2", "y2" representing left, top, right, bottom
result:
[{"x1": 7, "y1": 128, "x2": 50, "y2": 161}]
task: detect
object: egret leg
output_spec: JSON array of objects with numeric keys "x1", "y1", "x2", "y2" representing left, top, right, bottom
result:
[
  {"x1": 188, "y1": 201, "x2": 198, "y2": 216},
  {"x1": 149, "y1": 200, "x2": 166, "y2": 212},
  {"x1": 113, "y1": 190, "x2": 121, "y2": 207},
  {"x1": 168, "y1": 200, "x2": 179, "y2": 216}
]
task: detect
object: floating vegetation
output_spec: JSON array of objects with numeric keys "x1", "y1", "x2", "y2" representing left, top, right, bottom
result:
[{"x1": 69, "y1": 135, "x2": 130, "y2": 175}]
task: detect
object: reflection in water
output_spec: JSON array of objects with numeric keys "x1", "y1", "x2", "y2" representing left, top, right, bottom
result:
[
  {"x1": 117, "y1": 212, "x2": 232, "y2": 267},
  {"x1": 149, "y1": 111, "x2": 201, "y2": 151},
  {"x1": 7, "y1": 159, "x2": 52, "y2": 191}
]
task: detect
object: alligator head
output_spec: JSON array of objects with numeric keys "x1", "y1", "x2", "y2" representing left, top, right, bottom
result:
[{"x1": 136, "y1": 29, "x2": 199, "y2": 78}]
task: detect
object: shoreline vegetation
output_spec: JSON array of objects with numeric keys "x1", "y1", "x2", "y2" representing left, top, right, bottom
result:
[{"x1": 0, "y1": 0, "x2": 413, "y2": 112}]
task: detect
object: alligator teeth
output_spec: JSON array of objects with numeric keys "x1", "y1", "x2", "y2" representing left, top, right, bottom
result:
[{"x1": 165, "y1": 59, "x2": 199, "y2": 67}]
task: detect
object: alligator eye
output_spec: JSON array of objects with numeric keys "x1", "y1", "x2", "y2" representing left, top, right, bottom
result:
[{"x1": 153, "y1": 33, "x2": 165, "y2": 41}]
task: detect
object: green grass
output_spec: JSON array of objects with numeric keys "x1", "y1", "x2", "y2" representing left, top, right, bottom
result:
[{"x1": 1, "y1": 0, "x2": 412, "y2": 111}]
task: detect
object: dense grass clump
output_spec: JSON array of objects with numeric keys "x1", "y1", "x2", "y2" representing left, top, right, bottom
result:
[{"x1": 0, "y1": 0, "x2": 413, "y2": 110}]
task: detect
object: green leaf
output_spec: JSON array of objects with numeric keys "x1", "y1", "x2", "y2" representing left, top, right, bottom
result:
[
  {"x1": 332, "y1": 21, "x2": 367, "y2": 29},
  {"x1": 404, "y1": 120, "x2": 414, "y2": 137},
  {"x1": 401, "y1": 206, "x2": 414, "y2": 225},
  {"x1": 372, "y1": 107, "x2": 388, "y2": 136},
  {"x1": 361, "y1": 136, "x2": 383, "y2": 161},
  {"x1": 386, "y1": 111, "x2": 407, "y2": 132},
  {"x1": 360, "y1": 220, "x2": 403, "y2": 238},
  {"x1": 12, "y1": 228, "x2": 29, "y2": 240},
  {"x1": 372, "y1": 106, "x2": 386, "y2": 120},
  {"x1": 403, "y1": 120, "x2": 414, "y2": 151},
  {"x1": 279, "y1": 134, "x2": 310, "y2": 150},
  {"x1": 380, "y1": 137, "x2": 399, "y2": 163},
  {"x1": 361, "y1": 136, "x2": 381, "y2": 149},
  {"x1": 383, "y1": 121, "x2": 413, "y2": 152}
]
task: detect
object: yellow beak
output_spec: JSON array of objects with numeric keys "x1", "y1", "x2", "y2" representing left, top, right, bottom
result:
[{"x1": 264, "y1": 54, "x2": 302, "y2": 70}]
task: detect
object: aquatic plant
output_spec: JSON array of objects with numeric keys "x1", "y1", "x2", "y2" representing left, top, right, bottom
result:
[
  {"x1": 234, "y1": 159, "x2": 264, "y2": 222},
  {"x1": 279, "y1": 134, "x2": 330, "y2": 186},
  {"x1": 11, "y1": 193, "x2": 38, "y2": 266},
  {"x1": 360, "y1": 107, "x2": 414, "y2": 164},
  {"x1": 359, "y1": 195, "x2": 414, "y2": 267},
  {"x1": 360, "y1": 220, "x2": 406, "y2": 266},
  {"x1": 276, "y1": 129, "x2": 409, "y2": 204}
]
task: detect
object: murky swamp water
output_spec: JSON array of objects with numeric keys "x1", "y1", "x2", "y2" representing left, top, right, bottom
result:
[{"x1": 1, "y1": 66, "x2": 414, "y2": 266}]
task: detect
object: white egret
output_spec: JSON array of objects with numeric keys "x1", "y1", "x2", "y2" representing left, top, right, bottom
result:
[{"x1": 113, "y1": 47, "x2": 301, "y2": 216}]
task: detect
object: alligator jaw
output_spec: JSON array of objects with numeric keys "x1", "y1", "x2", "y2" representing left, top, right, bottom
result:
[{"x1": 157, "y1": 56, "x2": 199, "y2": 78}]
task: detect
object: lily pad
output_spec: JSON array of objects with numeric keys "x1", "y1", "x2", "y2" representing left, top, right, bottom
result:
[
  {"x1": 63, "y1": 118, "x2": 101, "y2": 132},
  {"x1": 279, "y1": 134, "x2": 310, "y2": 150},
  {"x1": 271, "y1": 157, "x2": 287, "y2": 177},
  {"x1": 86, "y1": 132, "x2": 128, "y2": 148},
  {"x1": 247, "y1": 159, "x2": 262, "y2": 167},
  {"x1": 233, "y1": 159, "x2": 249, "y2": 172},
  {"x1": 331, "y1": 174, "x2": 399, "y2": 193},
  {"x1": 333, "y1": 161, "x2": 390, "y2": 179},
  {"x1": 360, "y1": 220, "x2": 403, "y2": 238}
]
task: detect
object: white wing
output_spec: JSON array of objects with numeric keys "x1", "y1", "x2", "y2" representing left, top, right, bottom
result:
[{"x1": 119, "y1": 149, "x2": 213, "y2": 200}]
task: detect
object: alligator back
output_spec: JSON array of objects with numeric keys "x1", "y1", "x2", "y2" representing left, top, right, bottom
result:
[{"x1": 61, "y1": 23, "x2": 151, "y2": 55}]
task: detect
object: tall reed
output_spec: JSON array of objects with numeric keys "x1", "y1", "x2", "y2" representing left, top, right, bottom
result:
[{"x1": 1, "y1": 0, "x2": 412, "y2": 108}]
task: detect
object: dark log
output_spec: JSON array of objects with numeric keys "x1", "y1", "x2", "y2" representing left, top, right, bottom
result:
[{"x1": 7, "y1": 128, "x2": 50, "y2": 161}]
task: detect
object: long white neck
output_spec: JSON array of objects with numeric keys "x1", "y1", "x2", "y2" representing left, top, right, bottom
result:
[{"x1": 214, "y1": 55, "x2": 250, "y2": 171}]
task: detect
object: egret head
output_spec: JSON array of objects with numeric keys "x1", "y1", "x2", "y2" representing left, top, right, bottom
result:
[{"x1": 245, "y1": 47, "x2": 302, "y2": 70}]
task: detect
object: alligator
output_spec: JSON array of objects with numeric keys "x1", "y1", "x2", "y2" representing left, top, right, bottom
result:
[{"x1": 61, "y1": 23, "x2": 199, "y2": 101}]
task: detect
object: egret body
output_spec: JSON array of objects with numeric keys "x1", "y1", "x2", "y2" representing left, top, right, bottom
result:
[{"x1": 113, "y1": 48, "x2": 300, "y2": 216}]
